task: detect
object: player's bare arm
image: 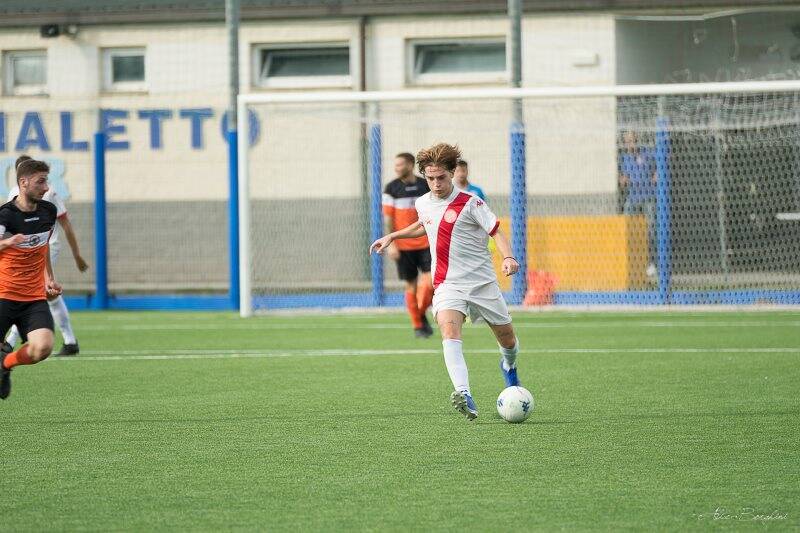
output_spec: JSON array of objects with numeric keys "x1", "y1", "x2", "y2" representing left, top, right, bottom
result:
[
  {"x1": 369, "y1": 221, "x2": 425, "y2": 255},
  {"x1": 44, "y1": 248, "x2": 63, "y2": 297},
  {"x1": 382, "y1": 213, "x2": 400, "y2": 260},
  {"x1": 491, "y1": 228, "x2": 519, "y2": 277},
  {"x1": 58, "y1": 215, "x2": 89, "y2": 272},
  {"x1": 0, "y1": 234, "x2": 25, "y2": 251}
]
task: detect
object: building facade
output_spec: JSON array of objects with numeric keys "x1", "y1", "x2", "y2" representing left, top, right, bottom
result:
[{"x1": 1, "y1": 1, "x2": 798, "y2": 292}]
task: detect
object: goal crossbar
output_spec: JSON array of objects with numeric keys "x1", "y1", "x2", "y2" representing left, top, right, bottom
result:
[
  {"x1": 236, "y1": 80, "x2": 800, "y2": 316},
  {"x1": 239, "y1": 80, "x2": 800, "y2": 108}
]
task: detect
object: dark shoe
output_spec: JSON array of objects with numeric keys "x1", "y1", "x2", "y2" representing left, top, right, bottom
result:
[
  {"x1": 421, "y1": 314, "x2": 434, "y2": 336},
  {"x1": 1, "y1": 342, "x2": 12, "y2": 354},
  {"x1": 414, "y1": 327, "x2": 432, "y2": 338},
  {"x1": 0, "y1": 344, "x2": 12, "y2": 400},
  {"x1": 57, "y1": 343, "x2": 79, "y2": 356}
]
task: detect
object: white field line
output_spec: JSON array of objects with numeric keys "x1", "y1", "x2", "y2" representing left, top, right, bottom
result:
[
  {"x1": 84, "y1": 309, "x2": 800, "y2": 323},
  {"x1": 74, "y1": 320, "x2": 800, "y2": 331},
  {"x1": 252, "y1": 305, "x2": 800, "y2": 316},
  {"x1": 50, "y1": 347, "x2": 799, "y2": 362}
]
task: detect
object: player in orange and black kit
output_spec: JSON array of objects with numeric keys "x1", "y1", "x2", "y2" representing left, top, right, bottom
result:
[
  {"x1": 0, "y1": 159, "x2": 62, "y2": 399},
  {"x1": 382, "y1": 152, "x2": 434, "y2": 338}
]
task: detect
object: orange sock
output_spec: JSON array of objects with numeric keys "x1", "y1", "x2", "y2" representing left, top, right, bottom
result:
[
  {"x1": 3, "y1": 345, "x2": 34, "y2": 370},
  {"x1": 417, "y1": 283, "x2": 433, "y2": 315},
  {"x1": 405, "y1": 291, "x2": 423, "y2": 328}
]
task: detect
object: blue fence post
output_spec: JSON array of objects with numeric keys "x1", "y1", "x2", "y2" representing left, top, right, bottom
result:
[
  {"x1": 93, "y1": 132, "x2": 109, "y2": 310},
  {"x1": 509, "y1": 121, "x2": 528, "y2": 305},
  {"x1": 368, "y1": 121, "x2": 384, "y2": 307},
  {"x1": 227, "y1": 129, "x2": 240, "y2": 310},
  {"x1": 655, "y1": 116, "x2": 672, "y2": 305}
]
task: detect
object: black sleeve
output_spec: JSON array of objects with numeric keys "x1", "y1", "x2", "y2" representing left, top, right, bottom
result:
[
  {"x1": 0, "y1": 208, "x2": 10, "y2": 232},
  {"x1": 43, "y1": 201, "x2": 58, "y2": 221}
]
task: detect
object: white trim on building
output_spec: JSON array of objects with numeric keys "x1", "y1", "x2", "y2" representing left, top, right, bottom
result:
[
  {"x1": 3, "y1": 49, "x2": 47, "y2": 96},
  {"x1": 251, "y1": 41, "x2": 353, "y2": 89},
  {"x1": 405, "y1": 37, "x2": 508, "y2": 86},
  {"x1": 102, "y1": 46, "x2": 147, "y2": 93}
]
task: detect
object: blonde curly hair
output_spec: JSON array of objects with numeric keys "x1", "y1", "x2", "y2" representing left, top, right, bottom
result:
[{"x1": 416, "y1": 143, "x2": 462, "y2": 175}]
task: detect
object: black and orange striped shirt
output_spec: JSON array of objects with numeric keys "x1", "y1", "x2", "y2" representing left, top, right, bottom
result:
[
  {"x1": 0, "y1": 199, "x2": 57, "y2": 301},
  {"x1": 382, "y1": 177, "x2": 429, "y2": 251}
]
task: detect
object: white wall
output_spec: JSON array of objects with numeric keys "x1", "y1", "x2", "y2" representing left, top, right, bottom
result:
[
  {"x1": 366, "y1": 13, "x2": 618, "y2": 198},
  {"x1": 523, "y1": 15, "x2": 618, "y2": 196},
  {"x1": 524, "y1": 15, "x2": 615, "y2": 86},
  {"x1": 0, "y1": 13, "x2": 620, "y2": 203},
  {"x1": 368, "y1": 15, "x2": 509, "y2": 90}
]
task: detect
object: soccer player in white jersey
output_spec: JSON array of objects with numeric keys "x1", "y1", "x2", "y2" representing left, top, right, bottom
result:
[
  {"x1": 3, "y1": 155, "x2": 89, "y2": 356},
  {"x1": 370, "y1": 143, "x2": 521, "y2": 420}
]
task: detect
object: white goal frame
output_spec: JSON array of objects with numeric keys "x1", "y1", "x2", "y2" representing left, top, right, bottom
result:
[{"x1": 237, "y1": 79, "x2": 800, "y2": 317}]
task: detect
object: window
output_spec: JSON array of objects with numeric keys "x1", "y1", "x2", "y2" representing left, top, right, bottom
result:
[
  {"x1": 253, "y1": 44, "x2": 352, "y2": 88},
  {"x1": 3, "y1": 50, "x2": 47, "y2": 96},
  {"x1": 408, "y1": 39, "x2": 507, "y2": 85},
  {"x1": 103, "y1": 48, "x2": 146, "y2": 92}
]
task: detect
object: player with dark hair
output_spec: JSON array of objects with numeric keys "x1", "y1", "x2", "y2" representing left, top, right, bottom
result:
[
  {"x1": 382, "y1": 152, "x2": 434, "y2": 338},
  {"x1": 4, "y1": 155, "x2": 88, "y2": 356},
  {"x1": 453, "y1": 160, "x2": 486, "y2": 201},
  {"x1": 0, "y1": 159, "x2": 62, "y2": 399},
  {"x1": 371, "y1": 143, "x2": 522, "y2": 420}
]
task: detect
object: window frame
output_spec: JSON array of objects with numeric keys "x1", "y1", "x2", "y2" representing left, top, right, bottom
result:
[
  {"x1": 102, "y1": 47, "x2": 147, "y2": 93},
  {"x1": 252, "y1": 42, "x2": 353, "y2": 89},
  {"x1": 406, "y1": 37, "x2": 509, "y2": 86},
  {"x1": 3, "y1": 50, "x2": 48, "y2": 96}
]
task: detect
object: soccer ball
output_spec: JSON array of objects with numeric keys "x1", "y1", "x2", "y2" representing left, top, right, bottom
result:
[{"x1": 496, "y1": 386, "x2": 534, "y2": 423}]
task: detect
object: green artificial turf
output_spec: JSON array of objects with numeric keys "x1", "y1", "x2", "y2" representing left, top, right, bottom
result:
[{"x1": 1, "y1": 311, "x2": 798, "y2": 531}]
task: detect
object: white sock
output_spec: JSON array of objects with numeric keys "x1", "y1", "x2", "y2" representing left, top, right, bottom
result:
[
  {"x1": 500, "y1": 337, "x2": 519, "y2": 371},
  {"x1": 442, "y1": 339, "x2": 470, "y2": 394},
  {"x1": 49, "y1": 296, "x2": 77, "y2": 345},
  {"x1": 5, "y1": 325, "x2": 20, "y2": 347}
]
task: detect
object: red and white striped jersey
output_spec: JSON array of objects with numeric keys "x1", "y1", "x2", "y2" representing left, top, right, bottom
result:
[{"x1": 415, "y1": 187, "x2": 500, "y2": 289}]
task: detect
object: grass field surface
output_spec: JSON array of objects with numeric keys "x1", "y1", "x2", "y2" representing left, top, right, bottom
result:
[{"x1": 2, "y1": 311, "x2": 798, "y2": 530}]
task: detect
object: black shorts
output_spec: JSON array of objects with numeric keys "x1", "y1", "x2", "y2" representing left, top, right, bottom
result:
[
  {"x1": 0, "y1": 299, "x2": 54, "y2": 339},
  {"x1": 396, "y1": 249, "x2": 432, "y2": 282}
]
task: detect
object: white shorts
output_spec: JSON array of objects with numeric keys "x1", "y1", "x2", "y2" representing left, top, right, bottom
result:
[{"x1": 432, "y1": 281, "x2": 512, "y2": 325}]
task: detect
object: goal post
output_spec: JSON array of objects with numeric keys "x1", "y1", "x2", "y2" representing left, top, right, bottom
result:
[{"x1": 237, "y1": 80, "x2": 800, "y2": 316}]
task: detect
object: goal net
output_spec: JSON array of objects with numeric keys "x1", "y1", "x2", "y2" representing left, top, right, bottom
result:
[{"x1": 237, "y1": 82, "x2": 800, "y2": 315}]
